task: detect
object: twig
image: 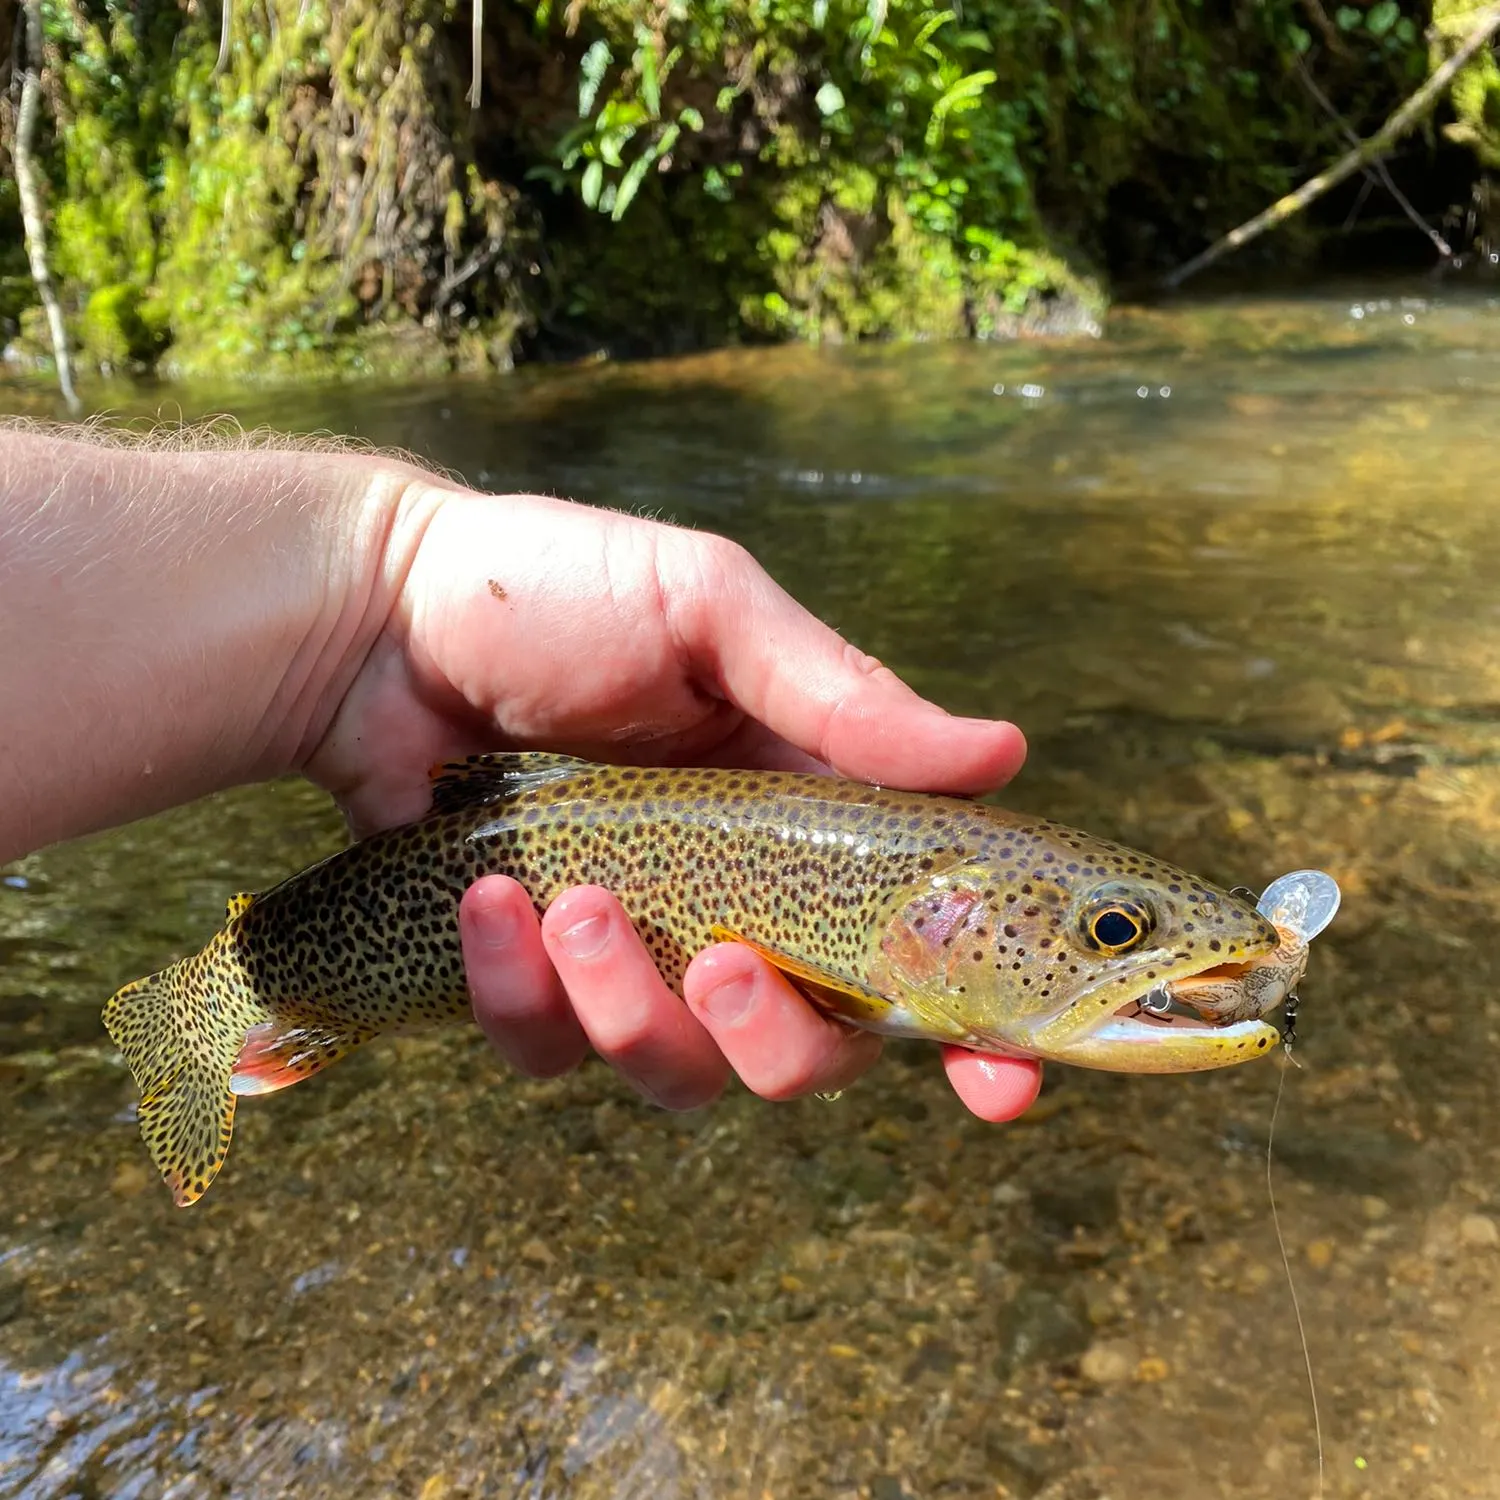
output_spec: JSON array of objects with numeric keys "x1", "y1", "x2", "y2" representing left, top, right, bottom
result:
[
  {"x1": 1300, "y1": 0, "x2": 1352, "y2": 60},
  {"x1": 1164, "y1": 3, "x2": 1500, "y2": 288},
  {"x1": 1296, "y1": 56, "x2": 1452, "y2": 258},
  {"x1": 14, "y1": 0, "x2": 80, "y2": 413},
  {"x1": 468, "y1": 0, "x2": 482, "y2": 108},
  {"x1": 434, "y1": 236, "x2": 504, "y2": 310},
  {"x1": 215, "y1": 0, "x2": 231, "y2": 76}
]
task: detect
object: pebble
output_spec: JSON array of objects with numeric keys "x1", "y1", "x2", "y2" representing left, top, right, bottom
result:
[
  {"x1": 1459, "y1": 1213, "x2": 1499, "y2": 1249},
  {"x1": 1079, "y1": 1340, "x2": 1136, "y2": 1384},
  {"x1": 110, "y1": 1161, "x2": 150, "y2": 1198},
  {"x1": 1305, "y1": 1239, "x2": 1335, "y2": 1270}
]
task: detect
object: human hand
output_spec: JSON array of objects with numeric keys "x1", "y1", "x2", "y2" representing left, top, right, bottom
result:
[{"x1": 305, "y1": 485, "x2": 1042, "y2": 1122}]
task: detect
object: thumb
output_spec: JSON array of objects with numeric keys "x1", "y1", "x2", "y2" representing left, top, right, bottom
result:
[{"x1": 666, "y1": 533, "x2": 1027, "y2": 795}]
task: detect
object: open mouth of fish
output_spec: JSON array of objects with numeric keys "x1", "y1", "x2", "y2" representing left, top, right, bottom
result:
[{"x1": 1111, "y1": 956, "x2": 1281, "y2": 1031}]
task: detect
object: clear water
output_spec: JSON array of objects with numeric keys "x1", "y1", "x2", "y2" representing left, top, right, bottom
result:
[{"x1": 5, "y1": 289, "x2": 1500, "y2": 1499}]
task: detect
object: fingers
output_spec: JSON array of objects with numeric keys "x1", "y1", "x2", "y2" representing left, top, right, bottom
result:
[
  {"x1": 539, "y1": 887, "x2": 731, "y2": 1110},
  {"x1": 466, "y1": 877, "x2": 1043, "y2": 1123},
  {"x1": 663, "y1": 531, "x2": 1028, "y2": 796},
  {"x1": 683, "y1": 943, "x2": 885, "y2": 1101},
  {"x1": 461, "y1": 877, "x2": 589, "y2": 1077},
  {"x1": 465, "y1": 882, "x2": 884, "y2": 1106},
  {"x1": 940, "y1": 1047, "x2": 1044, "y2": 1121}
]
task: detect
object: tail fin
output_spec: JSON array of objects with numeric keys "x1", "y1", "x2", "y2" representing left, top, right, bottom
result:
[{"x1": 104, "y1": 958, "x2": 273, "y2": 1208}]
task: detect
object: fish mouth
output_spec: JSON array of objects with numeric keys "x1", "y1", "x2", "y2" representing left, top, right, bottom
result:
[
  {"x1": 1109, "y1": 957, "x2": 1271, "y2": 1032},
  {"x1": 1162, "y1": 957, "x2": 1257, "y2": 994}
]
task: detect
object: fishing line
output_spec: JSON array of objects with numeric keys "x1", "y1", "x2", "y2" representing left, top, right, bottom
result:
[{"x1": 1267, "y1": 1050, "x2": 1324, "y2": 1500}]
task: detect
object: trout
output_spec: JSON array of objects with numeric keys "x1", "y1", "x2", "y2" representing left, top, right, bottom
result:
[{"x1": 106, "y1": 753, "x2": 1296, "y2": 1206}]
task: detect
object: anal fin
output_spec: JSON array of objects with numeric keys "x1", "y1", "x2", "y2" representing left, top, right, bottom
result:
[
  {"x1": 231, "y1": 1020, "x2": 370, "y2": 1097},
  {"x1": 709, "y1": 924, "x2": 894, "y2": 1028}
]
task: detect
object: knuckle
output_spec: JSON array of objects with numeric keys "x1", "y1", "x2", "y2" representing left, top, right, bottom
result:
[{"x1": 586, "y1": 999, "x2": 657, "y2": 1057}]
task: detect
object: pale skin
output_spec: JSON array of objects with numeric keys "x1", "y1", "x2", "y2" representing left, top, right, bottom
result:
[{"x1": 0, "y1": 420, "x2": 1043, "y2": 1120}]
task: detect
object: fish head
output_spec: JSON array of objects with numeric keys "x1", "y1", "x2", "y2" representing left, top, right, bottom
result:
[{"x1": 868, "y1": 830, "x2": 1286, "y2": 1074}]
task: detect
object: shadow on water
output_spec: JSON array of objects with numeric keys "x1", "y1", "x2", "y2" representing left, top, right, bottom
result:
[{"x1": 5, "y1": 288, "x2": 1500, "y2": 1498}]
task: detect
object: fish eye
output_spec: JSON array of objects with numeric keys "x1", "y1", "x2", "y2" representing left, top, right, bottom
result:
[{"x1": 1079, "y1": 892, "x2": 1155, "y2": 954}]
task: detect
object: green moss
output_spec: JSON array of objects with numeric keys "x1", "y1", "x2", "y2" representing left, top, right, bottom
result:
[
  {"x1": 78, "y1": 283, "x2": 160, "y2": 367},
  {"x1": 0, "y1": 0, "x2": 1447, "y2": 380},
  {"x1": 1436, "y1": 0, "x2": 1500, "y2": 168}
]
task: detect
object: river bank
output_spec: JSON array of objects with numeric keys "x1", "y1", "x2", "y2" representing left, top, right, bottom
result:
[{"x1": 3, "y1": 1, "x2": 1493, "y2": 387}]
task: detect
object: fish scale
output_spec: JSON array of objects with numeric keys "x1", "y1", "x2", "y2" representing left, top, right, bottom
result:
[{"x1": 104, "y1": 751, "x2": 1286, "y2": 1207}]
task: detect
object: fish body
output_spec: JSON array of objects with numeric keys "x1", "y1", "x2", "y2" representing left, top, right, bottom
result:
[{"x1": 105, "y1": 753, "x2": 1287, "y2": 1206}]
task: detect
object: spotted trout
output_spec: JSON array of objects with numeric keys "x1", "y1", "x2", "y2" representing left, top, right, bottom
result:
[{"x1": 106, "y1": 753, "x2": 1295, "y2": 1207}]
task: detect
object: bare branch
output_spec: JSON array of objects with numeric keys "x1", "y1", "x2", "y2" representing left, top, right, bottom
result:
[
  {"x1": 1164, "y1": 3, "x2": 1500, "y2": 288},
  {"x1": 14, "y1": 0, "x2": 80, "y2": 413}
]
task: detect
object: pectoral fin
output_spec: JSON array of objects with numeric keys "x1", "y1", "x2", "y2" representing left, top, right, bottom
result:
[{"x1": 709, "y1": 925, "x2": 893, "y2": 1027}]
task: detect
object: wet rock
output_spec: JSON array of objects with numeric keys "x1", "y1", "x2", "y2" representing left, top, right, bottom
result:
[
  {"x1": 1081, "y1": 1282, "x2": 1122, "y2": 1328},
  {"x1": 982, "y1": 1435, "x2": 1062, "y2": 1498},
  {"x1": 1029, "y1": 1172, "x2": 1120, "y2": 1235},
  {"x1": 1079, "y1": 1339, "x2": 1136, "y2": 1384},
  {"x1": 110, "y1": 1160, "x2": 150, "y2": 1198},
  {"x1": 992, "y1": 1286, "x2": 1090, "y2": 1377},
  {"x1": 870, "y1": 1478, "x2": 911, "y2": 1500},
  {"x1": 839, "y1": 1156, "x2": 902, "y2": 1204},
  {"x1": 1003, "y1": 1231, "x2": 1061, "y2": 1274},
  {"x1": 902, "y1": 1338, "x2": 958, "y2": 1380},
  {"x1": 0, "y1": 1276, "x2": 22, "y2": 1325},
  {"x1": 1459, "y1": 1213, "x2": 1499, "y2": 1249},
  {"x1": 1259, "y1": 1124, "x2": 1422, "y2": 1199}
]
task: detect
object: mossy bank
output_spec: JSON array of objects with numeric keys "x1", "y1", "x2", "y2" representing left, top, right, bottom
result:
[{"x1": 0, "y1": 0, "x2": 1481, "y2": 382}]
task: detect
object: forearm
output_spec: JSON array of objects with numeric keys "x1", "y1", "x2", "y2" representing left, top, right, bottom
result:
[{"x1": 0, "y1": 422, "x2": 436, "y2": 861}]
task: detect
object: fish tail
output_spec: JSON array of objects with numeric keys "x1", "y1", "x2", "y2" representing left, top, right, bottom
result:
[{"x1": 104, "y1": 955, "x2": 273, "y2": 1208}]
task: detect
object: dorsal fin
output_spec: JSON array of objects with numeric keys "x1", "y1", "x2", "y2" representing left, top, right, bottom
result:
[
  {"x1": 225, "y1": 892, "x2": 256, "y2": 923},
  {"x1": 426, "y1": 751, "x2": 596, "y2": 814}
]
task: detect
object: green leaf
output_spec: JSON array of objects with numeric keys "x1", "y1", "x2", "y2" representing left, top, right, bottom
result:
[
  {"x1": 926, "y1": 68, "x2": 996, "y2": 147},
  {"x1": 1334, "y1": 6, "x2": 1362, "y2": 31},
  {"x1": 815, "y1": 80, "x2": 845, "y2": 116},
  {"x1": 613, "y1": 152, "x2": 653, "y2": 220},
  {"x1": 1365, "y1": 0, "x2": 1398, "y2": 36},
  {"x1": 636, "y1": 37, "x2": 660, "y2": 118},
  {"x1": 678, "y1": 105, "x2": 704, "y2": 132},
  {"x1": 581, "y1": 158, "x2": 603, "y2": 209},
  {"x1": 578, "y1": 39, "x2": 611, "y2": 117},
  {"x1": 912, "y1": 10, "x2": 956, "y2": 51}
]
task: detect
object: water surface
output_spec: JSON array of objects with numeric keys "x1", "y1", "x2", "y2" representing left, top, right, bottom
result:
[{"x1": 5, "y1": 290, "x2": 1500, "y2": 1499}]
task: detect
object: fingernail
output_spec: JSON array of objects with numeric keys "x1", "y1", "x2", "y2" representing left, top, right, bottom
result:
[
  {"x1": 556, "y1": 911, "x2": 609, "y2": 961},
  {"x1": 700, "y1": 968, "x2": 756, "y2": 1026}
]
